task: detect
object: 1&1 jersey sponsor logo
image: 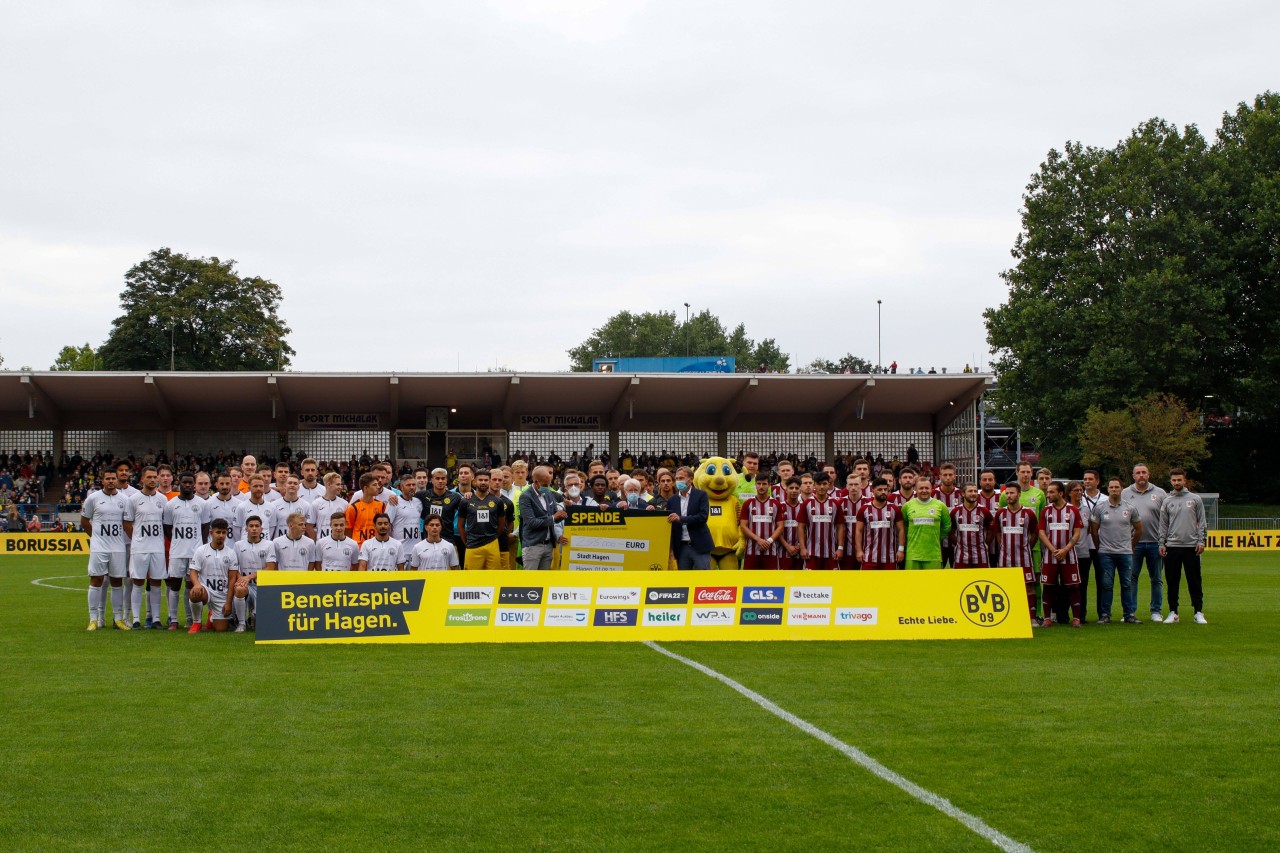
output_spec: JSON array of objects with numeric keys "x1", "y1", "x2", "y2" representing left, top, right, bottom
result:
[
  {"x1": 642, "y1": 607, "x2": 687, "y2": 626},
  {"x1": 739, "y1": 607, "x2": 783, "y2": 625},
  {"x1": 592, "y1": 608, "x2": 638, "y2": 626},
  {"x1": 742, "y1": 586, "x2": 784, "y2": 604},
  {"x1": 645, "y1": 587, "x2": 689, "y2": 605},
  {"x1": 694, "y1": 586, "x2": 737, "y2": 604},
  {"x1": 498, "y1": 586, "x2": 543, "y2": 604},
  {"x1": 543, "y1": 608, "x2": 590, "y2": 627},
  {"x1": 448, "y1": 586, "x2": 494, "y2": 604}
]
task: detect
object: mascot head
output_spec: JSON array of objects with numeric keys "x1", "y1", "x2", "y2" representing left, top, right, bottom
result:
[{"x1": 694, "y1": 456, "x2": 740, "y2": 501}]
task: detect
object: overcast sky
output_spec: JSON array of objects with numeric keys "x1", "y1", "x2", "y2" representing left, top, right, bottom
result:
[{"x1": 2, "y1": 1, "x2": 1275, "y2": 374}]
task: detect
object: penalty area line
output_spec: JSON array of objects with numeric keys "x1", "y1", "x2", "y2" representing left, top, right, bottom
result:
[
  {"x1": 32, "y1": 575, "x2": 88, "y2": 592},
  {"x1": 643, "y1": 641, "x2": 1035, "y2": 853}
]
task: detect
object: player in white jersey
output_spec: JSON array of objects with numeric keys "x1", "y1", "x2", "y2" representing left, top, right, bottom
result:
[
  {"x1": 188, "y1": 519, "x2": 240, "y2": 633},
  {"x1": 409, "y1": 516, "x2": 460, "y2": 570},
  {"x1": 205, "y1": 472, "x2": 240, "y2": 539},
  {"x1": 389, "y1": 474, "x2": 424, "y2": 566},
  {"x1": 311, "y1": 514, "x2": 360, "y2": 571},
  {"x1": 267, "y1": 462, "x2": 292, "y2": 503},
  {"x1": 309, "y1": 472, "x2": 349, "y2": 540},
  {"x1": 234, "y1": 474, "x2": 279, "y2": 540},
  {"x1": 296, "y1": 459, "x2": 325, "y2": 501},
  {"x1": 81, "y1": 469, "x2": 130, "y2": 629},
  {"x1": 275, "y1": 475, "x2": 313, "y2": 537},
  {"x1": 359, "y1": 513, "x2": 403, "y2": 571},
  {"x1": 233, "y1": 517, "x2": 277, "y2": 633},
  {"x1": 163, "y1": 474, "x2": 208, "y2": 629},
  {"x1": 193, "y1": 470, "x2": 212, "y2": 501},
  {"x1": 272, "y1": 511, "x2": 316, "y2": 571},
  {"x1": 123, "y1": 466, "x2": 169, "y2": 628},
  {"x1": 113, "y1": 460, "x2": 140, "y2": 622}
]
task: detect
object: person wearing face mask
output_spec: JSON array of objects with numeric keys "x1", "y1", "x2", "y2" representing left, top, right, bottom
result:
[
  {"x1": 519, "y1": 466, "x2": 566, "y2": 571},
  {"x1": 667, "y1": 466, "x2": 713, "y2": 570},
  {"x1": 552, "y1": 471, "x2": 584, "y2": 570},
  {"x1": 614, "y1": 477, "x2": 657, "y2": 510}
]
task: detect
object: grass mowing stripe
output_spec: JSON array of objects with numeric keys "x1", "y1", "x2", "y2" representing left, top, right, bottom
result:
[{"x1": 644, "y1": 640, "x2": 1036, "y2": 853}]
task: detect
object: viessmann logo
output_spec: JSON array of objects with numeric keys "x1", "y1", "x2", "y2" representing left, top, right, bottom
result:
[
  {"x1": 786, "y1": 607, "x2": 831, "y2": 625},
  {"x1": 448, "y1": 587, "x2": 494, "y2": 604},
  {"x1": 694, "y1": 586, "x2": 737, "y2": 604}
]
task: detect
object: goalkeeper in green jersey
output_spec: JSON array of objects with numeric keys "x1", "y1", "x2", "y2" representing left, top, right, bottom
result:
[{"x1": 900, "y1": 477, "x2": 952, "y2": 569}]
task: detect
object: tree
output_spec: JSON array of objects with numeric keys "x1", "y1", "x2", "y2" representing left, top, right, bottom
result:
[
  {"x1": 51, "y1": 343, "x2": 98, "y2": 371},
  {"x1": 96, "y1": 248, "x2": 294, "y2": 371},
  {"x1": 568, "y1": 310, "x2": 789, "y2": 372},
  {"x1": 985, "y1": 94, "x2": 1280, "y2": 472},
  {"x1": 1078, "y1": 394, "x2": 1210, "y2": 483},
  {"x1": 802, "y1": 353, "x2": 873, "y2": 374}
]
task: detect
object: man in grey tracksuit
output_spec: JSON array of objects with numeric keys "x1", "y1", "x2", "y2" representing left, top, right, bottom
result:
[{"x1": 1158, "y1": 467, "x2": 1207, "y2": 624}]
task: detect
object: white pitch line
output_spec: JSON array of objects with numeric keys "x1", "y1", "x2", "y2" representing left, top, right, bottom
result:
[
  {"x1": 32, "y1": 575, "x2": 88, "y2": 592},
  {"x1": 644, "y1": 641, "x2": 1035, "y2": 853}
]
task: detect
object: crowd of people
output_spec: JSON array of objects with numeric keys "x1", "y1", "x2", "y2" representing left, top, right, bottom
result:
[{"x1": 63, "y1": 447, "x2": 1208, "y2": 636}]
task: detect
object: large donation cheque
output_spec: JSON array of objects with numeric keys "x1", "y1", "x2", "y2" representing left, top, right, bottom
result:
[{"x1": 255, "y1": 568, "x2": 1032, "y2": 644}]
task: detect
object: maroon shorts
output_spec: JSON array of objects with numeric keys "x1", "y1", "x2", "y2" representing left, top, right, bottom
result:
[
  {"x1": 953, "y1": 560, "x2": 989, "y2": 569},
  {"x1": 805, "y1": 557, "x2": 837, "y2": 570},
  {"x1": 838, "y1": 555, "x2": 861, "y2": 571},
  {"x1": 861, "y1": 561, "x2": 899, "y2": 571},
  {"x1": 1002, "y1": 564, "x2": 1036, "y2": 584},
  {"x1": 778, "y1": 555, "x2": 806, "y2": 570},
  {"x1": 1039, "y1": 562, "x2": 1082, "y2": 585},
  {"x1": 941, "y1": 546, "x2": 955, "y2": 568},
  {"x1": 743, "y1": 554, "x2": 778, "y2": 571}
]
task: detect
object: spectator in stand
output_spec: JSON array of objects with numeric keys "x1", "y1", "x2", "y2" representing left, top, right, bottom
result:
[{"x1": 26, "y1": 513, "x2": 42, "y2": 532}]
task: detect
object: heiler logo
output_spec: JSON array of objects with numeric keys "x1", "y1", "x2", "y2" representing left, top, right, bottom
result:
[
  {"x1": 448, "y1": 587, "x2": 494, "y2": 604},
  {"x1": 592, "y1": 608, "x2": 638, "y2": 626},
  {"x1": 739, "y1": 607, "x2": 784, "y2": 625},
  {"x1": 694, "y1": 586, "x2": 738, "y2": 604},
  {"x1": 544, "y1": 608, "x2": 590, "y2": 626},
  {"x1": 595, "y1": 587, "x2": 640, "y2": 604},
  {"x1": 548, "y1": 587, "x2": 592, "y2": 604},
  {"x1": 643, "y1": 607, "x2": 687, "y2": 626},
  {"x1": 742, "y1": 586, "x2": 784, "y2": 604},
  {"x1": 788, "y1": 586, "x2": 833, "y2": 604},
  {"x1": 498, "y1": 586, "x2": 544, "y2": 604},
  {"x1": 645, "y1": 587, "x2": 689, "y2": 605},
  {"x1": 691, "y1": 607, "x2": 735, "y2": 626}
]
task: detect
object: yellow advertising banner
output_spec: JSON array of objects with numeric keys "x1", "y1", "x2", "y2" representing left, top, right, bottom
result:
[
  {"x1": 562, "y1": 508, "x2": 672, "y2": 571},
  {"x1": 0, "y1": 533, "x2": 89, "y2": 555},
  {"x1": 255, "y1": 569, "x2": 1033, "y2": 644},
  {"x1": 1205, "y1": 530, "x2": 1280, "y2": 551}
]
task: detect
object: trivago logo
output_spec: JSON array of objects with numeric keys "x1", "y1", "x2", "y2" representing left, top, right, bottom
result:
[
  {"x1": 592, "y1": 608, "x2": 638, "y2": 627},
  {"x1": 835, "y1": 607, "x2": 878, "y2": 625},
  {"x1": 643, "y1": 607, "x2": 687, "y2": 626},
  {"x1": 449, "y1": 587, "x2": 494, "y2": 605},
  {"x1": 694, "y1": 586, "x2": 737, "y2": 604},
  {"x1": 787, "y1": 586, "x2": 832, "y2": 605},
  {"x1": 495, "y1": 608, "x2": 541, "y2": 626},
  {"x1": 544, "y1": 608, "x2": 590, "y2": 627},
  {"x1": 596, "y1": 587, "x2": 640, "y2": 605},
  {"x1": 445, "y1": 608, "x2": 491, "y2": 626},
  {"x1": 742, "y1": 586, "x2": 784, "y2": 604}
]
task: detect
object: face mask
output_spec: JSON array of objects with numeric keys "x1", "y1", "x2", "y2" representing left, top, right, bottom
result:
[
  {"x1": 627, "y1": 493, "x2": 640, "y2": 507},
  {"x1": 567, "y1": 486, "x2": 581, "y2": 498},
  {"x1": 675, "y1": 480, "x2": 689, "y2": 493}
]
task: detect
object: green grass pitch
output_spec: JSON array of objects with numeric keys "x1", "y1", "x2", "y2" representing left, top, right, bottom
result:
[{"x1": 3, "y1": 554, "x2": 1278, "y2": 851}]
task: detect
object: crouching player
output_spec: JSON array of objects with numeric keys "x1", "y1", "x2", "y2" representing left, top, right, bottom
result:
[
  {"x1": 234, "y1": 516, "x2": 277, "y2": 633},
  {"x1": 187, "y1": 519, "x2": 240, "y2": 633},
  {"x1": 993, "y1": 482, "x2": 1041, "y2": 626},
  {"x1": 408, "y1": 516, "x2": 460, "y2": 570}
]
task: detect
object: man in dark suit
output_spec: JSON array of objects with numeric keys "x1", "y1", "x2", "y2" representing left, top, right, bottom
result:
[
  {"x1": 518, "y1": 466, "x2": 565, "y2": 570},
  {"x1": 666, "y1": 466, "x2": 713, "y2": 569}
]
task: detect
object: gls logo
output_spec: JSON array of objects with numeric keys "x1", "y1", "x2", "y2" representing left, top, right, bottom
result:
[
  {"x1": 743, "y1": 586, "x2": 784, "y2": 604},
  {"x1": 593, "y1": 609, "x2": 638, "y2": 627}
]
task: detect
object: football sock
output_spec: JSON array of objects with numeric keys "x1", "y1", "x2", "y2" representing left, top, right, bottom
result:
[
  {"x1": 111, "y1": 585, "x2": 124, "y2": 620},
  {"x1": 148, "y1": 586, "x2": 162, "y2": 624},
  {"x1": 1026, "y1": 585, "x2": 1037, "y2": 619},
  {"x1": 88, "y1": 585, "x2": 101, "y2": 620},
  {"x1": 168, "y1": 588, "x2": 180, "y2": 623},
  {"x1": 233, "y1": 596, "x2": 247, "y2": 625},
  {"x1": 1041, "y1": 585, "x2": 1055, "y2": 621},
  {"x1": 1070, "y1": 586, "x2": 1083, "y2": 621},
  {"x1": 131, "y1": 585, "x2": 143, "y2": 623}
]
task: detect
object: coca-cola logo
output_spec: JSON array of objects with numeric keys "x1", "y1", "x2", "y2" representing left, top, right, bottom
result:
[{"x1": 694, "y1": 586, "x2": 738, "y2": 604}]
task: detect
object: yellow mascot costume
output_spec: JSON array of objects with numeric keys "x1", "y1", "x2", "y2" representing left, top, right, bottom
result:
[{"x1": 694, "y1": 457, "x2": 744, "y2": 570}]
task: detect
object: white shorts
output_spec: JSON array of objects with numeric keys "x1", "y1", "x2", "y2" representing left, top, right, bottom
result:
[
  {"x1": 129, "y1": 551, "x2": 167, "y2": 581},
  {"x1": 200, "y1": 585, "x2": 230, "y2": 620},
  {"x1": 87, "y1": 551, "x2": 127, "y2": 578},
  {"x1": 168, "y1": 556, "x2": 192, "y2": 580}
]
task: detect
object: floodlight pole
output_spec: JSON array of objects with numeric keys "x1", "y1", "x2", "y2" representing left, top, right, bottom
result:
[
  {"x1": 170, "y1": 322, "x2": 175, "y2": 371},
  {"x1": 876, "y1": 300, "x2": 882, "y2": 372},
  {"x1": 684, "y1": 302, "x2": 690, "y2": 356}
]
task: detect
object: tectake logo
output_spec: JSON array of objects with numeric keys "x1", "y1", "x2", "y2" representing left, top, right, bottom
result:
[
  {"x1": 694, "y1": 586, "x2": 738, "y2": 604},
  {"x1": 595, "y1": 587, "x2": 641, "y2": 605},
  {"x1": 592, "y1": 608, "x2": 638, "y2": 626},
  {"x1": 495, "y1": 607, "x2": 541, "y2": 626},
  {"x1": 645, "y1": 587, "x2": 689, "y2": 605},
  {"x1": 548, "y1": 587, "x2": 593, "y2": 604},
  {"x1": 445, "y1": 608, "x2": 491, "y2": 626},
  {"x1": 742, "y1": 586, "x2": 784, "y2": 604},
  {"x1": 787, "y1": 586, "x2": 833, "y2": 604},
  {"x1": 448, "y1": 587, "x2": 494, "y2": 604},
  {"x1": 643, "y1": 607, "x2": 687, "y2": 626},
  {"x1": 544, "y1": 608, "x2": 590, "y2": 627},
  {"x1": 786, "y1": 607, "x2": 832, "y2": 625},
  {"x1": 691, "y1": 607, "x2": 735, "y2": 626},
  {"x1": 835, "y1": 607, "x2": 878, "y2": 625},
  {"x1": 499, "y1": 586, "x2": 544, "y2": 604},
  {"x1": 739, "y1": 607, "x2": 783, "y2": 625}
]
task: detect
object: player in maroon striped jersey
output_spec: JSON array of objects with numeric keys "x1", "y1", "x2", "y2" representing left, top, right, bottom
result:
[
  {"x1": 894, "y1": 465, "x2": 917, "y2": 506},
  {"x1": 855, "y1": 478, "x2": 905, "y2": 569},
  {"x1": 933, "y1": 463, "x2": 964, "y2": 566},
  {"x1": 839, "y1": 476, "x2": 866, "y2": 570},
  {"x1": 739, "y1": 477, "x2": 783, "y2": 570},
  {"x1": 799, "y1": 474, "x2": 845, "y2": 570},
  {"x1": 775, "y1": 476, "x2": 806, "y2": 569},
  {"x1": 950, "y1": 484, "x2": 993, "y2": 568},
  {"x1": 1037, "y1": 481, "x2": 1084, "y2": 627},
  {"x1": 770, "y1": 461, "x2": 796, "y2": 501},
  {"x1": 992, "y1": 481, "x2": 1041, "y2": 625}
]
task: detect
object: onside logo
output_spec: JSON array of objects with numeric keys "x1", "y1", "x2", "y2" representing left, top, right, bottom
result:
[
  {"x1": 739, "y1": 607, "x2": 783, "y2": 625},
  {"x1": 448, "y1": 587, "x2": 494, "y2": 605},
  {"x1": 960, "y1": 580, "x2": 1009, "y2": 627}
]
